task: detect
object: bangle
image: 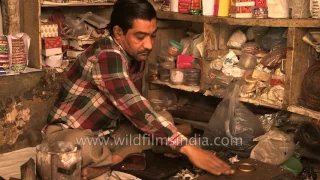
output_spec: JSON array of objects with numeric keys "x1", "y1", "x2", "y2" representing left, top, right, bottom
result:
[{"x1": 237, "y1": 163, "x2": 256, "y2": 173}]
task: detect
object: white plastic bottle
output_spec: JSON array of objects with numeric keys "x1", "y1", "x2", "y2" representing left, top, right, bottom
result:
[{"x1": 202, "y1": 0, "x2": 215, "y2": 16}]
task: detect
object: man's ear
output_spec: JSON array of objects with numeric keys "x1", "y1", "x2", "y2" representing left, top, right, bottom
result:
[{"x1": 113, "y1": 25, "x2": 123, "y2": 40}]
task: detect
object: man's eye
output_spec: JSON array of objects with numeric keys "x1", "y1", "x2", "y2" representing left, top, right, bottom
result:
[
  {"x1": 151, "y1": 34, "x2": 156, "y2": 39},
  {"x1": 136, "y1": 35, "x2": 145, "y2": 40}
]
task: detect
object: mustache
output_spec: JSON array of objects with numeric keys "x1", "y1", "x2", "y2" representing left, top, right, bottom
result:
[{"x1": 138, "y1": 49, "x2": 151, "y2": 54}]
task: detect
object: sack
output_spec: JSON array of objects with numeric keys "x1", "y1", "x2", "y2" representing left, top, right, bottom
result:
[
  {"x1": 203, "y1": 82, "x2": 265, "y2": 151},
  {"x1": 300, "y1": 63, "x2": 320, "y2": 111},
  {"x1": 250, "y1": 129, "x2": 295, "y2": 165}
]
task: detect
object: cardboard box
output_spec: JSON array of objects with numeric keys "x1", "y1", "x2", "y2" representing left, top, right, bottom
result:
[
  {"x1": 42, "y1": 48, "x2": 62, "y2": 57},
  {"x1": 40, "y1": 21, "x2": 58, "y2": 38},
  {"x1": 42, "y1": 37, "x2": 62, "y2": 49},
  {"x1": 231, "y1": 0, "x2": 255, "y2": 6},
  {"x1": 230, "y1": 6, "x2": 253, "y2": 13}
]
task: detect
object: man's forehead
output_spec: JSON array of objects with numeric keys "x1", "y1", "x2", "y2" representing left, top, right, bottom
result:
[{"x1": 131, "y1": 18, "x2": 157, "y2": 33}]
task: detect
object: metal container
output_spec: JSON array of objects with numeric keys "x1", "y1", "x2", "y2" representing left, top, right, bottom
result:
[{"x1": 36, "y1": 141, "x2": 82, "y2": 180}]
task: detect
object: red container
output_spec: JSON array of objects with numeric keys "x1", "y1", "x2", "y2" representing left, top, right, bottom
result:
[
  {"x1": 178, "y1": 0, "x2": 191, "y2": 14},
  {"x1": 176, "y1": 55, "x2": 194, "y2": 69},
  {"x1": 42, "y1": 37, "x2": 62, "y2": 49},
  {"x1": 255, "y1": 0, "x2": 266, "y2": 7}
]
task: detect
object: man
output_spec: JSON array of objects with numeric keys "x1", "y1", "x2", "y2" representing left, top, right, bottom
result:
[{"x1": 43, "y1": 0, "x2": 234, "y2": 179}]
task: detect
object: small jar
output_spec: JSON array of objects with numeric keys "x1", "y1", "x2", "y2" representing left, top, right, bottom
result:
[
  {"x1": 150, "y1": 99, "x2": 164, "y2": 112},
  {"x1": 170, "y1": 68, "x2": 184, "y2": 84},
  {"x1": 184, "y1": 78, "x2": 200, "y2": 86},
  {"x1": 167, "y1": 40, "x2": 183, "y2": 57},
  {"x1": 159, "y1": 69, "x2": 170, "y2": 82},
  {"x1": 252, "y1": 7, "x2": 268, "y2": 19},
  {"x1": 184, "y1": 68, "x2": 201, "y2": 79},
  {"x1": 159, "y1": 61, "x2": 175, "y2": 70}
]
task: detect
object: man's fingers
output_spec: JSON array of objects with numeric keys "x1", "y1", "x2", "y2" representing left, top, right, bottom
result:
[{"x1": 211, "y1": 154, "x2": 232, "y2": 169}]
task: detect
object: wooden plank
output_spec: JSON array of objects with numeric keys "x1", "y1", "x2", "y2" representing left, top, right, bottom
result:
[
  {"x1": 288, "y1": 105, "x2": 320, "y2": 120},
  {"x1": 286, "y1": 28, "x2": 309, "y2": 106},
  {"x1": 21, "y1": 158, "x2": 36, "y2": 180},
  {"x1": 41, "y1": 2, "x2": 114, "y2": 7},
  {"x1": 218, "y1": 24, "x2": 232, "y2": 50},
  {"x1": 151, "y1": 80, "x2": 200, "y2": 92},
  {"x1": 21, "y1": 0, "x2": 41, "y2": 69},
  {"x1": 157, "y1": 11, "x2": 320, "y2": 28}
]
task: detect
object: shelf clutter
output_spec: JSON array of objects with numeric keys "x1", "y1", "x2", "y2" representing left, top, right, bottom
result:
[
  {"x1": 41, "y1": 0, "x2": 115, "y2": 7},
  {"x1": 157, "y1": 0, "x2": 320, "y2": 27},
  {"x1": 40, "y1": 10, "x2": 110, "y2": 70}
]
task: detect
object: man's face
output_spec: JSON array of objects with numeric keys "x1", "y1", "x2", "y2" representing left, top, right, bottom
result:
[{"x1": 116, "y1": 18, "x2": 157, "y2": 61}]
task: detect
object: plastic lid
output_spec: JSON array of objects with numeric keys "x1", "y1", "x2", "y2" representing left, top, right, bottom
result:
[
  {"x1": 169, "y1": 40, "x2": 183, "y2": 51},
  {"x1": 282, "y1": 156, "x2": 303, "y2": 173}
]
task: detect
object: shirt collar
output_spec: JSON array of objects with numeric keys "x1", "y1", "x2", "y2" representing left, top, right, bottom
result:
[{"x1": 109, "y1": 36, "x2": 133, "y2": 63}]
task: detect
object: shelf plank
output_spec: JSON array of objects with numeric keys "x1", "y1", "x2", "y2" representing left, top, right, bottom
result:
[
  {"x1": 150, "y1": 80, "x2": 283, "y2": 110},
  {"x1": 151, "y1": 80, "x2": 201, "y2": 93},
  {"x1": 41, "y1": 2, "x2": 114, "y2": 7},
  {"x1": 157, "y1": 11, "x2": 320, "y2": 28},
  {"x1": 174, "y1": 118, "x2": 208, "y2": 131},
  {"x1": 288, "y1": 105, "x2": 320, "y2": 120}
]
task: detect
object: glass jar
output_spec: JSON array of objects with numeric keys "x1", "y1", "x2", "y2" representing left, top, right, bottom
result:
[
  {"x1": 159, "y1": 61, "x2": 175, "y2": 70},
  {"x1": 184, "y1": 78, "x2": 200, "y2": 86},
  {"x1": 167, "y1": 40, "x2": 183, "y2": 57},
  {"x1": 170, "y1": 68, "x2": 184, "y2": 84},
  {"x1": 252, "y1": 7, "x2": 268, "y2": 19},
  {"x1": 159, "y1": 68, "x2": 170, "y2": 82},
  {"x1": 184, "y1": 68, "x2": 201, "y2": 79}
]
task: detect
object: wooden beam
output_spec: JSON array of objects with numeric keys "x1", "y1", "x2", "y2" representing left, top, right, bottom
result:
[
  {"x1": 1, "y1": 0, "x2": 20, "y2": 34},
  {"x1": 21, "y1": 0, "x2": 41, "y2": 69}
]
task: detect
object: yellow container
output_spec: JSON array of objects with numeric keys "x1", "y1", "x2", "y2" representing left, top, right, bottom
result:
[{"x1": 216, "y1": 0, "x2": 231, "y2": 17}]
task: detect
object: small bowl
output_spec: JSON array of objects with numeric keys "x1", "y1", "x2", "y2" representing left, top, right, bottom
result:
[{"x1": 310, "y1": 31, "x2": 320, "y2": 43}]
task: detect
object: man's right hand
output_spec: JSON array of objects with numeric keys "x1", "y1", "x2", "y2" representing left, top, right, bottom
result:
[{"x1": 180, "y1": 145, "x2": 235, "y2": 176}]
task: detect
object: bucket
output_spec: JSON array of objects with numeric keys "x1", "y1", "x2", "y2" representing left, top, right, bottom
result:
[
  {"x1": 281, "y1": 156, "x2": 303, "y2": 176},
  {"x1": 36, "y1": 141, "x2": 82, "y2": 180}
]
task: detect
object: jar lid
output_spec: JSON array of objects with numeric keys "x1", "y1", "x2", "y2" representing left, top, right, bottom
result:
[{"x1": 169, "y1": 40, "x2": 183, "y2": 51}]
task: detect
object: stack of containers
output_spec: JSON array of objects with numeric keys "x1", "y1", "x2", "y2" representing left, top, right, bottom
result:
[
  {"x1": 41, "y1": 20, "x2": 63, "y2": 68},
  {"x1": 158, "y1": 40, "x2": 183, "y2": 82},
  {"x1": 230, "y1": 0, "x2": 255, "y2": 18}
]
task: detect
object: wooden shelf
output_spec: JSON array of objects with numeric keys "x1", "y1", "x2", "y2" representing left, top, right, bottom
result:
[
  {"x1": 41, "y1": 2, "x2": 114, "y2": 7},
  {"x1": 288, "y1": 105, "x2": 320, "y2": 120},
  {"x1": 151, "y1": 80, "x2": 201, "y2": 93},
  {"x1": 151, "y1": 80, "x2": 283, "y2": 110},
  {"x1": 157, "y1": 11, "x2": 320, "y2": 27}
]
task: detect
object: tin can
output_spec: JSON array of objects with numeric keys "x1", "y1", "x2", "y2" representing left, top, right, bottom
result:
[{"x1": 252, "y1": 6, "x2": 268, "y2": 18}]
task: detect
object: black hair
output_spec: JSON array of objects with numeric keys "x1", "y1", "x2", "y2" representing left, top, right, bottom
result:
[{"x1": 107, "y1": 0, "x2": 157, "y2": 36}]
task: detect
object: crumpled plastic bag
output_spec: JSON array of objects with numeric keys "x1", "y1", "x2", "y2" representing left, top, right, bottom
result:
[
  {"x1": 250, "y1": 129, "x2": 295, "y2": 165},
  {"x1": 203, "y1": 82, "x2": 265, "y2": 152},
  {"x1": 227, "y1": 30, "x2": 247, "y2": 49}
]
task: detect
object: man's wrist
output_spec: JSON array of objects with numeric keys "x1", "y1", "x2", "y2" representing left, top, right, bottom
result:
[{"x1": 179, "y1": 144, "x2": 194, "y2": 156}]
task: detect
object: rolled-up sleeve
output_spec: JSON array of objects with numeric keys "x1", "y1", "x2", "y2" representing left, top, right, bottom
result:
[{"x1": 91, "y1": 50, "x2": 188, "y2": 150}]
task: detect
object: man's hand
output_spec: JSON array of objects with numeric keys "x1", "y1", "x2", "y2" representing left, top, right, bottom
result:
[{"x1": 180, "y1": 145, "x2": 235, "y2": 176}]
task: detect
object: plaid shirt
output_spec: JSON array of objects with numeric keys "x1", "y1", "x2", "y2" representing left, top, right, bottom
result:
[{"x1": 47, "y1": 36, "x2": 187, "y2": 150}]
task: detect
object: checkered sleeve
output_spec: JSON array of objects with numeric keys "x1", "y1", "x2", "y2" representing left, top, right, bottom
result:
[{"x1": 91, "y1": 50, "x2": 188, "y2": 150}]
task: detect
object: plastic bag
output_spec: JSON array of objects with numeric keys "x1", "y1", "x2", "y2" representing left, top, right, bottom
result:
[
  {"x1": 267, "y1": 0, "x2": 289, "y2": 18},
  {"x1": 227, "y1": 30, "x2": 247, "y2": 49},
  {"x1": 250, "y1": 129, "x2": 295, "y2": 165},
  {"x1": 203, "y1": 82, "x2": 265, "y2": 151},
  {"x1": 61, "y1": 12, "x2": 91, "y2": 38}
]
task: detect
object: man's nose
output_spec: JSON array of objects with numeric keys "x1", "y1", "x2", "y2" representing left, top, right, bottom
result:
[{"x1": 143, "y1": 36, "x2": 153, "y2": 50}]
